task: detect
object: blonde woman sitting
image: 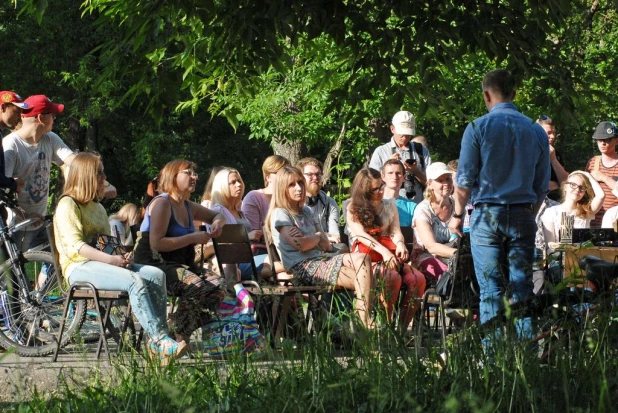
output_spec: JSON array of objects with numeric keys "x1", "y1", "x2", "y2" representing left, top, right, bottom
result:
[
  {"x1": 109, "y1": 203, "x2": 140, "y2": 249},
  {"x1": 209, "y1": 167, "x2": 272, "y2": 283},
  {"x1": 541, "y1": 171, "x2": 604, "y2": 248},
  {"x1": 266, "y1": 166, "x2": 375, "y2": 328}
]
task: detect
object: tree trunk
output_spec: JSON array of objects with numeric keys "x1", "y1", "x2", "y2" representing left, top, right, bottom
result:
[
  {"x1": 273, "y1": 138, "x2": 303, "y2": 165},
  {"x1": 86, "y1": 118, "x2": 98, "y2": 151},
  {"x1": 321, "y1": 123, "x2": 346, "y2": 186},
  {"x1": 65, "y1": 117, "x2": 82, "y2": 150}
]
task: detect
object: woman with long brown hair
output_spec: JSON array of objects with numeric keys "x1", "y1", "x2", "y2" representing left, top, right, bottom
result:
[
  {"x1": 347, "y1": 167, "x2": 425, "y2": 331},
  {"x1": 265, "y1": 166, "x2": 375, "y2": 328}
]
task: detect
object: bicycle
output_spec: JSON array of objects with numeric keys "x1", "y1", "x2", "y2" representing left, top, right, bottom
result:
[{"x1": 0, "y1": 189, "x2": 86, "y2": 356}]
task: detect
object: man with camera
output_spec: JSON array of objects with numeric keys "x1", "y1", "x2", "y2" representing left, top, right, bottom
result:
[{"x1": 369, "y1": 111, "x2": 431, "y2": 203}]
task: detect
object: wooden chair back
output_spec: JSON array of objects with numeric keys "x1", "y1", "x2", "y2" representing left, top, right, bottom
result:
[{"x1": 212, "y1": 224, "x2": 259, "y2": 280}]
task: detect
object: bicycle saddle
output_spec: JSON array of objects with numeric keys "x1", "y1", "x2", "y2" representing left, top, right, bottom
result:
[{"x1": 578, "y1": 255, "x2": 618, "y2": 291}]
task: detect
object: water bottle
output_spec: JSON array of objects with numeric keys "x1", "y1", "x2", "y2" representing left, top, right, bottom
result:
[{"x1": 449, "y1": 229, "x2": 459, "y2": 241}]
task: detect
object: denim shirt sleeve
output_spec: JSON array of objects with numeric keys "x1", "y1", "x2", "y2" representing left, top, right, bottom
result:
[
  {"x1": 456, "y1": 121, "x2": 480, "y2": 189},
  {"x1": 532, "y1": 124, "x2": 551, "y2": 200}
]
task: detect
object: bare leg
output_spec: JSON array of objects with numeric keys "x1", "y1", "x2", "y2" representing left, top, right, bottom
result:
[
  {"x1": 399, "y1": 264, "x2": 426, "y2": 331},
  {"x1": 374, "y1": 265, "x2": 402, "y2": 322},
  {"x1": 338, "y1": 253, "x2": 374, "y2": 328}
]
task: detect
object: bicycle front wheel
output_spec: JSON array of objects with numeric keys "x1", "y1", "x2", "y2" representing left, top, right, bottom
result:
[{"x1": 0, "y1": 251, "x2": 86, "y2": 356}]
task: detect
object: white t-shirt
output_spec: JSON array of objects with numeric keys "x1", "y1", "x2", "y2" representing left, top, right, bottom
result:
[
  {"x1": 4, "y1": 131, "x2": 73, "y2": 226},
  {"x1": 601, "y1": 205, "x2": 618, "y2": 228},
  {"x1": 541, "y1": 204, "x2": 593, "y2": 243}
]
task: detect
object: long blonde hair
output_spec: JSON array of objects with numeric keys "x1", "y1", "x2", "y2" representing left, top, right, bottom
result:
[
  {"x1": 62, "y1": 152, "x2": 102, "y2": 204},
  {"x1": 562, "y1": 171, "x2": 595, "y2": 219},
  {"x1": 210, "y1": 168, "x2": 244, "y2": 212},
  {"x1": 109, "y1": 203, "x2": 140, "y2": 225},
  {"x1": 265, "y1": 166, "x2": 305, "y2": 235}
]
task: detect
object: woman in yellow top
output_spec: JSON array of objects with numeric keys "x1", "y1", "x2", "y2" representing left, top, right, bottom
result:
[{"x1": 53, "y1": 152, "x2": 187, "y2": 361}]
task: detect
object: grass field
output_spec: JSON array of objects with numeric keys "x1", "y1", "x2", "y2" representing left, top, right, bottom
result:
[{"x1": 15, "y1": 300, "x2": 618, "y2": 413}]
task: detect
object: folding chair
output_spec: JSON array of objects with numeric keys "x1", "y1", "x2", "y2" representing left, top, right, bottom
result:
[
  {"x1": 48, "y1": 222, "x2": 139, "y2": 364},
  {"x1": 212, "y1": 223, "x2": 262, "y2": 291},
  {"x1": 416, "y1": 233, "x2": 478, "y2": 354}
]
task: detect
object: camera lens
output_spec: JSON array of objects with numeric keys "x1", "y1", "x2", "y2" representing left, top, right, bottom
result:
[{"x1": 404, "y1": 173, "x2": 416, "y2": 199}]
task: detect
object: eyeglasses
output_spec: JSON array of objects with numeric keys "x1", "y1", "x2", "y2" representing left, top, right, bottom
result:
[
  {"x1": 566, "y1": 182, "x2": 585, "y2": 193},
  {"x1": 179, "y1": 169, "x2": 198, "y2": 179},
  {"x1": 303, "y1": 172, "x2": 323, "y2": 179},
  {"x1": 598, "y1": 137, "x2": 616, "y2": 144},
  {"x1": 370, "y1": 183, "x2": 386, "y2": 194},
  {"x1": 42, "y1": 112, "x2": 56, "y2": 119}
]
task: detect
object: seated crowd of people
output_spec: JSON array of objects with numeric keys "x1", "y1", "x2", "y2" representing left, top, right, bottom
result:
[{"x1": 2, "y1": 88, "x2": 618, "y2": 360}]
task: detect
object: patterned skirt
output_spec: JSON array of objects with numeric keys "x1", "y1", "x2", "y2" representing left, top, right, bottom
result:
[{"x1": 289, "y1": 254, "x2": 345, "y2": 286}]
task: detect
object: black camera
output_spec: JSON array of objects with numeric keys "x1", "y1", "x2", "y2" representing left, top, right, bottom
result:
[{"x1": 404, "y1": 173, "x2": 416, "y2": 199}]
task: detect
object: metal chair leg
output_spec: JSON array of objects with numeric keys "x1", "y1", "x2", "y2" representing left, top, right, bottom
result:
[{"x1": 52, "y1": 287, "x2": 76, "y2": 362}]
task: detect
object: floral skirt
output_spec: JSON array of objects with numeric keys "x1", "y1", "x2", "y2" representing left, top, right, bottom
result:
[{"x1": 289, "y1": 254, "x2": 345, "y2": 286}]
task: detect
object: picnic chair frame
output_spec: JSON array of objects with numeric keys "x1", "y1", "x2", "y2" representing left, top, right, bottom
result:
[{"x1": 262, "y1": 226, "x2": 334, "y2": 344}]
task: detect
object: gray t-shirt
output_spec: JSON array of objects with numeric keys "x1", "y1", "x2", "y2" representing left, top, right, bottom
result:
[
  {"x1": 271, "y1": 206, "x2": 321, "y2": 270},
  {"x1": 4, "y1": 131, "x2": 73, "y2": 227}
]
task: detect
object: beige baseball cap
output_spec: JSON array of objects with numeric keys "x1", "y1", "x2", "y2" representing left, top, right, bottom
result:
[{"x1": 392, "y1": 111, "x2": 416, "y2": 136}]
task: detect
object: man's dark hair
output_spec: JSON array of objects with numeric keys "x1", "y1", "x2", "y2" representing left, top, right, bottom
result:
[
  {"x1": 381, "y1": 158, "x2": 405, "y2": 174},
  {"x1": 482, "y1": 69, "x2": 515, "y2": 100}
]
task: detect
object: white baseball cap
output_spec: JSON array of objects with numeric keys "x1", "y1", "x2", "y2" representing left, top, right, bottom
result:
[
  {"x1": 392, "y1": 111, "x2": 416, "y2": 136},
  {"x1": 426, "y1": 162, "x2": 455, "y2": 181}
]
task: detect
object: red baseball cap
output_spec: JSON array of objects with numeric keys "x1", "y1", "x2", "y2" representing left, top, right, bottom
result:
[
  {"x1": 0, "y1": 91, "x2": 28, "y2": 109},
  {"x1": 21, "y1": 95, "x2": 64, "y2": 118}
]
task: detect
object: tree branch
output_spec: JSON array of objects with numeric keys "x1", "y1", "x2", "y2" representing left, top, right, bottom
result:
[{"x1": 321, "y1": 123, "x2": 346, "y2": 185}]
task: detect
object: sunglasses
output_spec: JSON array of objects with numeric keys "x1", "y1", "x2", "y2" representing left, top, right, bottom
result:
[
  {"x1": 371, "y1": 183, "x2": 386, "y2": 194},
  {"x1": 597, "y1": 137, "x2": 616, "y2": 144}
]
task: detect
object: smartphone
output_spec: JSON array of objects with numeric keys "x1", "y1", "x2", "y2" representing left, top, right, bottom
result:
[{"x1": 404, "y1": 158, "x2": 417, "y2": 166}]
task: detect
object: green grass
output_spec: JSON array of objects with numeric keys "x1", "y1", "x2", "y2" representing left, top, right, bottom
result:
[{"x1": 13, "y1": 305, "x2": 618, "y2": 413}]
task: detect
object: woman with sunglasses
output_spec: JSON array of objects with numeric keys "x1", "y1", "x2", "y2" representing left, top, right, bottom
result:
[
  {"x1": 541, "y1": 171, "x2": 604, "y2": 247},
  {"x1": 134, "y1": 159, "x2": 226, "y2": 348},
  {"x1": 347, "y1": 167, "x2": 425, "y2": 331}
]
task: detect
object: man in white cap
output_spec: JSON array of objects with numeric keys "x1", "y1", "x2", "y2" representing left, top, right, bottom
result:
[{"x1": 369, "y1": 111, "x2": 431, "y2": 203}]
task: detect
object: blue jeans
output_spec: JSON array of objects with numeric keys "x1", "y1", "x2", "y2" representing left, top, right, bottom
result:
[
  {"x1": 470, "y1": 204, "x2": 536, "y2": 341},
  {"x1": 68, "y1": 261, "x2": 169, "y2": 340},
  {"x1": 239, "y1": 254, "x2": 267, "y2": 281}
]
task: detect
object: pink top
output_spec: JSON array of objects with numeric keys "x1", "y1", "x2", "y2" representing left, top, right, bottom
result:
[{"x1": 241, "y1": 189, "x2": 271, "y2": 230}]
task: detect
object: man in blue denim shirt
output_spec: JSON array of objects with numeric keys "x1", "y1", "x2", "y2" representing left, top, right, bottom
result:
[{"x1": 449, "y1": 69, "x2": 550, "y2": 347}]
